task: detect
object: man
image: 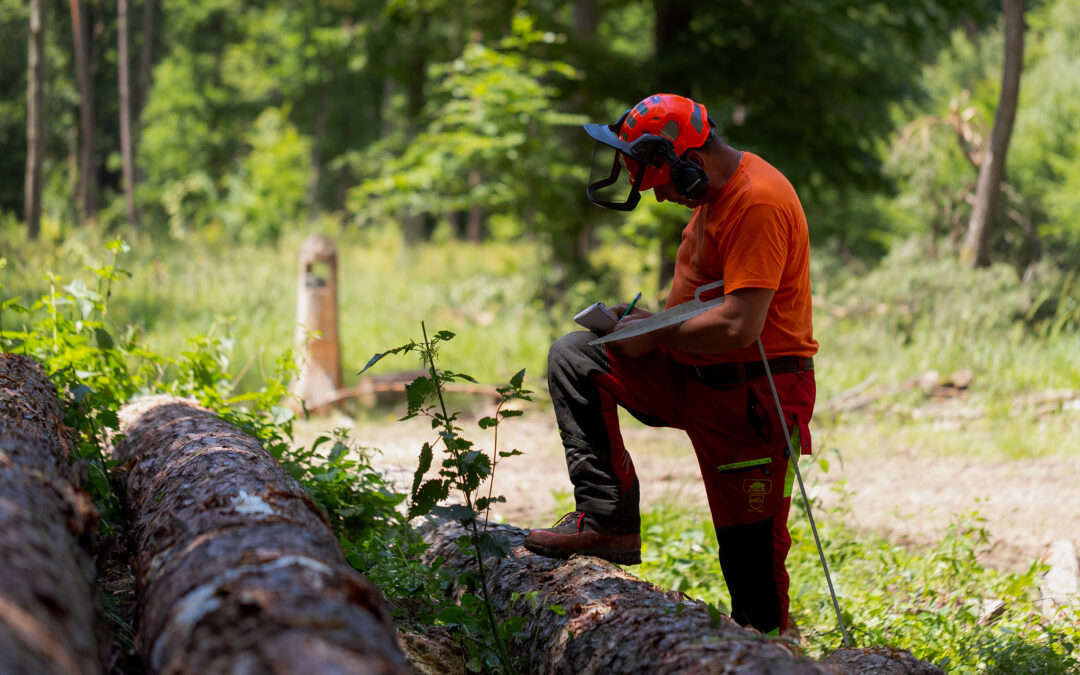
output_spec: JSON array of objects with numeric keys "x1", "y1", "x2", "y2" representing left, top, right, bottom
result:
[{"x1": 523, "y1": 93, "x2": 818, "y2": 637}]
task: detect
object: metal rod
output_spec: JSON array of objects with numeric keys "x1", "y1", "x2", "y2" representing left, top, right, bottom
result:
[{"x1": 756, "y1": 338, "x2": 852, "y2": 647}]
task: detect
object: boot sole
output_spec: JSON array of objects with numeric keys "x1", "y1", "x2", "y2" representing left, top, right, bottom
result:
[{"x1": 523, "y1": 540, "x2": 642, "y2": 566}]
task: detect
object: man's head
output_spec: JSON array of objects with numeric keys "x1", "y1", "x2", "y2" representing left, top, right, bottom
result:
[{"x1": 583, "y1": 93, "x2": 715, "y2": 211}]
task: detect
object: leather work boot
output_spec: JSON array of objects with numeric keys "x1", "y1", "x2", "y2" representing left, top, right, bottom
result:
[{"x1": 523, "y1": 511, "x2": 641, "y2": 565}]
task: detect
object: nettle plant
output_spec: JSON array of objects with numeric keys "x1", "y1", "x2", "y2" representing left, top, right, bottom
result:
[{"x1": 361, "y1": 323, "x2": 531, "y2": 674}]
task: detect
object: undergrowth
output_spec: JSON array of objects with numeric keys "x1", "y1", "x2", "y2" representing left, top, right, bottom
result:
[
  {"x1": 3, "y1": 236, "x2": 1079, "y2": 673},
  {"x1": 638, "y1": 462, "x2": 1080, "y2": 674}
]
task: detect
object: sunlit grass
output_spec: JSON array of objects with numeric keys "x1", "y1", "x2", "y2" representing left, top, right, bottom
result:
[
  {"x1": 638, "y1": 492, "x2": 1080, "y2": 673},
  {"x1": 2, "y1": 226, "x2": 556, "y2": 390}
]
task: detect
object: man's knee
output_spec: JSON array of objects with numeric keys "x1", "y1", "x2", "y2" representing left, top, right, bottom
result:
[{"x1": 549, "y1": 331, "x2": 606, "y2": 374}]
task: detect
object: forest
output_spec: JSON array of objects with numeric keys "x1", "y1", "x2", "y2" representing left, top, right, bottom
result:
[{"x1": 2, "y1": 0, "x2": 1080, "y2": 673}]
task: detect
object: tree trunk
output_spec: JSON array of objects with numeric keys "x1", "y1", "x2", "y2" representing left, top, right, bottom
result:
[
  {"x1": 654, "y1": 0, "x2": 696, "y2": 290},
  {"x1": 24, "y1": 0, "x2": 46, "y2": 241},
  {"x1": 112, "y1": 396, "x2": 409, "y2": 674},
  {"x1": 137, "y1": 0, "x2": 154, "y2": 117},
  {"x1": 309, "y1": 86, "x2": 330, "y2": 220},
  {"x1": 420, "y1": 521, "x2": 829, "y2": 674},
  {"x1": 466, "y1": 169, "x2": 484, "y2": 241},
  {"x1": 0, "y1": 354, "x2": 104, "y2": 675},
  {"x1": 117, "y1": 0, "x2": 140, "y2": 228},
  {"x1": 961, "y1": 0, "x2": 1025, "y2": 267},
  {"x1": 69, "y1": 0, "x2": 98, "y2": 223}
]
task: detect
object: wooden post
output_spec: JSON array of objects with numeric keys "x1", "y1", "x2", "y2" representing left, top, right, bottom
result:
[{"x1": 291, "y1": 234, "x2": 342, "y2": 413}]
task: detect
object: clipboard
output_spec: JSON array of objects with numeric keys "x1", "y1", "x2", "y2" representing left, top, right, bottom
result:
[{"x1": 589, "y1": 281, "x2": 725, "y2": 345}]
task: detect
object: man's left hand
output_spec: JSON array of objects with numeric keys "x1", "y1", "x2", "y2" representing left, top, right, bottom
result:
[{"x1": 606, "y1": 312, "x2": 666, "y2": 359}]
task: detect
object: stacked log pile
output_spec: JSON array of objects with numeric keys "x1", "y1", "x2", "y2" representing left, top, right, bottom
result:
[
  {"x1": 0, "y1": 354, "x2": 103, "y2": 675},
  {"x1": 113, "y1": 395, "x2": 409, "y2": 674}
]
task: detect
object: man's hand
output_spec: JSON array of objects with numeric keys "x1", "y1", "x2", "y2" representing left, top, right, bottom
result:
[{"x1": 605, "y1": 309, "x2": 667, "y2": 359}]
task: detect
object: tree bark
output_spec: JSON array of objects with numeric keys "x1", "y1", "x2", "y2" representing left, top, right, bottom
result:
[
  {"x1": 308, "y1": 86, "x2": 330, "y2": 220},
  {"x1": 137, "y1": 0, "x2": 154, "y2": 117},
  {"x1": 420, "y1": 521, "x2": 830, "y2": 674},
  {"x1": 113, "y1": 396, "x2": 409, "y2": 674},
  {"x1": 0, "y1": 354, "x2": 103, "y2": 675},
  {"x1": 69, "y1": 0, "x2": 98, "y2": 223},
  {"x1": 118, "y1": 0, "x2": 140, "y2": 228},
  {"x1": 961, "y1": 0, "x2": 1025, "y2": 267},
  {"x1": 654, "y1": 0, "x2": 696, "y2": 290},
  {"x1": 24, "y1": 0, "x2": 46, "y2": 241}
]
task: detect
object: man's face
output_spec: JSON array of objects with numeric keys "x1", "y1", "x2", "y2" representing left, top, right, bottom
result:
[{"x1": 653, "y1": 181, "x2": 705, "y2": 209}]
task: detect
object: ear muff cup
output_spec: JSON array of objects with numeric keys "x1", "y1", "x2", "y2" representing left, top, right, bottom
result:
[{"x1": 670, "y1": 159, "x2": 709, "y2": 200}]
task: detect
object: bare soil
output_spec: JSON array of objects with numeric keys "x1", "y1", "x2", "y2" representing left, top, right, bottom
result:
[{"x1": 320, "y1": 405, "x2": 1080, "y2": 573}]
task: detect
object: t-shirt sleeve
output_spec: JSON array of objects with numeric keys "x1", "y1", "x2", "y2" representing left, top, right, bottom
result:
[{"x1": 721, "y1": 204, "x2": 788, "y2": 293}]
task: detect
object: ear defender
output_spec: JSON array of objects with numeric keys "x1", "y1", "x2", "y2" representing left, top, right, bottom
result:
[
  {"x1": 670, "y1": 158, "x2": 709, "y2": 200},
  {"x1": 654, "y1": 141, "x2": 710, "y2": 200}
]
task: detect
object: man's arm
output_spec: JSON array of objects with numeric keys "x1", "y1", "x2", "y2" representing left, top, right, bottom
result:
[{"x1": 608, "y1": 287, "x2": 774, "y2": 359}]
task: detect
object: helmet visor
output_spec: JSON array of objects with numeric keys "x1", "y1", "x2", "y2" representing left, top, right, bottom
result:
[{"x1": 585, "y1": 139, "x2": 645, "y2": 211}]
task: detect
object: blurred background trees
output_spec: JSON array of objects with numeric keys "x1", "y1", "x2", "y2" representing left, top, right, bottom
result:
[{"x1": 4, "y1": 0, "x2": 1080, "y2": 291}]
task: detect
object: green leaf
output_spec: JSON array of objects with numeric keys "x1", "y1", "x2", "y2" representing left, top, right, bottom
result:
[
  {"x1": 94, "y1": 328, "x2": 115, "y2": 350},
  {"x1": 97, "y1": 409, "x2": 120, "y2": 430},
  {"x1": 409, "y1": 479, "x2": 449, "y2": 519},
  {"x1": 477, "y1": 416, "x2": 498, "y2": 429},
  {"x1": 328, "y1": 440, "x2": 348, "y2": 463},
  {"x1": 271, "y1": 405, "x2": 294, "y2": 425},
  {"x1": 357, "y1": 342, "x2": 414, "y2": 375},
  {"x1": 70, "y1": 384, "x2": 91, "y2": 403},
  {"x1": 476, "y1": 533, "x2": 511, "y2": 557},
  {"x1": 475, "y1": 496, "x2": 505, "y2": 511},
  {"x1": 509, "y1": 368, "x2": 526, "y2": 389},
  {"x1": 430, "y1": 504, "x2": 476, "y2": 523},
  {"x1": 434, "y1": 605, "x2": 464, "y2": 628},
  {"x1": 412, "y1": 442, "x2": 434, "y2": 497},
  {"x1": 312, "y1": 467, "x2": 341, "y2": 482},
  {"x1": 405, "y1": 376, "x2": 435, "y2": 412}
]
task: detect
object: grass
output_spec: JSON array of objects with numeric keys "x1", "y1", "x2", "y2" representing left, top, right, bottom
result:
[
  {"x1": 2, "y1": 225, "x2": 555, "y2": 391},
  {"x1": 638, "y1": 485, "x2": 1080, "y2": 673},
  {"x1": 4, "y1": 226, "x2": 1079, "y2": 672}
]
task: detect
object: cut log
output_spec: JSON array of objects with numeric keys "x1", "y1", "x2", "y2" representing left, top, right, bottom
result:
[
  {"x1": 0, "y1": 354, "x2": 103, "y2": 675},
  {"x1": 420, "y1": 520, "x2": 831, "y2": 674},
  {"x1": 113, "y1": 395, "x2": 409, "y2": 674},
  {"x1": 824, "y1": 647, "x2": 944, "y2": 674}
]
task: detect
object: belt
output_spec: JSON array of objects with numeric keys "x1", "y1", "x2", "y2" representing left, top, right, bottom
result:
[{"x1": 691, "y1": 356, "x2": 814, "y2": 386}]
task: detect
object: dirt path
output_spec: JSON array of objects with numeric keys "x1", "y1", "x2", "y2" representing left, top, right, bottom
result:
[{"x1": 316, "y1": 409, "x2": 1079, "y2": 572}]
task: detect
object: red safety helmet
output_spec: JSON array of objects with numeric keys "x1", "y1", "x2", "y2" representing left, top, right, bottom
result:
[{"x1": 584, "y1": 93, "x2": 713, "y2": 210}]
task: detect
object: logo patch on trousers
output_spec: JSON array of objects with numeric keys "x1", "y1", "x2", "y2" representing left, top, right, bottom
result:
[{"x1": 743, "y1": 478, "x2": 773, "y2": 512}]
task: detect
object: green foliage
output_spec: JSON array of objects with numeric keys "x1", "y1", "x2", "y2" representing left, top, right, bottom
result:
[
  {"x1": 221, "y1": 106, "x2": 312, "y2": 244},
  {"x1": 348, "y1": 11, "x2": 587, "y2": 243},
  {"x1": 362, "y1": 323, "x2": 531, "y2": 674},
  {"x1": 638, "y1": 475, "x2": 1080, "y2": 673},
  {"x1": 815, "y1": 238, "x2": 1080, "y2": 406},
  {"x1": 0, "y1": 238, "x2": 408, "y2": 545}
]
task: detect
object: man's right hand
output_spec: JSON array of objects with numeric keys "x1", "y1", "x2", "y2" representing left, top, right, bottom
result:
[{"x1": 609, "y1": 303, "x2": 650, "y2": 323}]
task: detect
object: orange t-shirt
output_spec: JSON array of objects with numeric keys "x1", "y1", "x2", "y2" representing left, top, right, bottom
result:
[{"x1": 666, "y1": 152, "x2": 817, "y2": 364}]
